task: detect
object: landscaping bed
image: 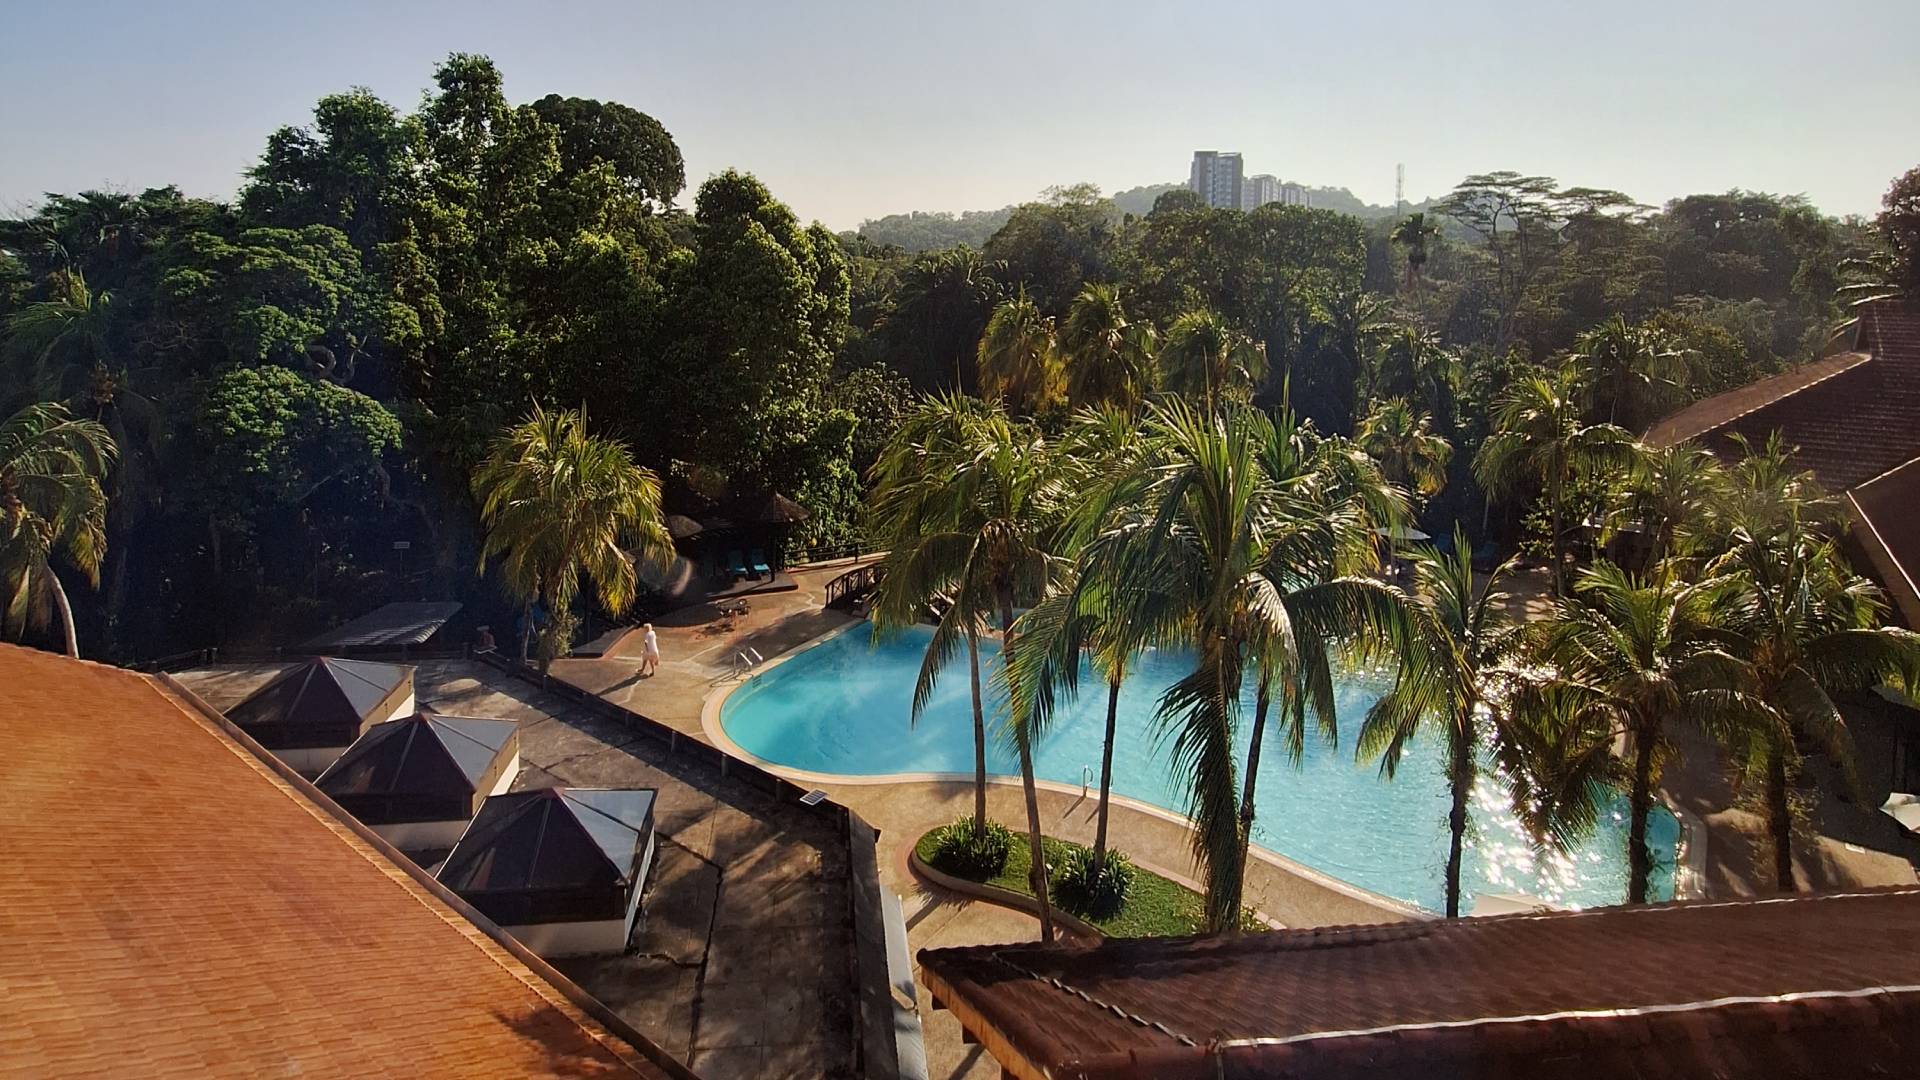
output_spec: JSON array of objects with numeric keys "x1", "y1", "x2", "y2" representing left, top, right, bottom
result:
[{"x1": 912, "y1": 825, "x2": 1220, "y2": 938}]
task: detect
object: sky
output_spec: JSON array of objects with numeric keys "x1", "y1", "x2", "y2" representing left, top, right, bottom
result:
[{"x1": 4, "y1": 0, "x2": 1918, "y2": 230}]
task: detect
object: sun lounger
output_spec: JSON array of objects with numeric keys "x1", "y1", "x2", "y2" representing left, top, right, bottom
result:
[
  {"x1": 749, "y1": 548, "x2": 771, "y2": 578},
  {"x1": 727, "y1": 550, "x2": 748, "y2": 579}
]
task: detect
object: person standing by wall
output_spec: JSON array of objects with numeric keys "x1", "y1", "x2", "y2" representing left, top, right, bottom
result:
[{"x1": 640, "y1": 623, "x2": 660, "y2": 677}]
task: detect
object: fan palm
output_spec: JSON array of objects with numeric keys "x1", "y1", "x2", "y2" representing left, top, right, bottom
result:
[
  {"x1": 1359, "y1": 530, "x2": 1615, "y2": 916},
  {"x1": 1157, "y1": 310, "x2": 1267, "y2": 411},
  {"x1": 1571, "y1": 316, "x2": 1689, "y2": 429},
  {"x1": 1356, "y1": 397, "x2": 1453, "y2": 499},
  {"x1": 472, "y1": 405, "x2": 671, "y2": 667},
  {"x1": 1709, "y1": 514, "x2": 1920, "y2": 892},
  {"x1": 976, "y1": 290, "x2": 1061, "y2": 415},
  {"x1": 869, "y1": 396, "x2": 1068, "y2": 940},
  {"x1": 1529, "y1": 563, "x2": 1752, "y2": 903},
  {"x1": 1, "y1": 402, "x2": 117, "y2": 657},
  {"x1": 1475, "y1": 362, "x2": 1636, "y2": 595},
  {"x1": 1059, "y1": 283, "x2": 1156, "y2": 411}
]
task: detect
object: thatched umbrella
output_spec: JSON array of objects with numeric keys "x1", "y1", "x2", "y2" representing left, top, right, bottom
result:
[{"x1": 665, "y1": 514, "x2": 705, "y2": 540}]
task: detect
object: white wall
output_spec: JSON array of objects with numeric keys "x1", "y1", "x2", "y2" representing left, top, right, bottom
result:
[
  {"x1": 280, "y1": 744, "x2": 349, "y2": 777},
  {"x1": 508, "y1": 829, "x2": 654, "y2": 959}
]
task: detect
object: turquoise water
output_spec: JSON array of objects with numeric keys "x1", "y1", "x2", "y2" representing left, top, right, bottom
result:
[{"x1": 721, "y1": 622, "x2": 1677, "y2": 913}]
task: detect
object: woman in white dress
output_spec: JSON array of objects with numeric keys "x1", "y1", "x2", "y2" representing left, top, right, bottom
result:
[{"x1": 640, "y1": 623, "x2": 661, "y2": 676}]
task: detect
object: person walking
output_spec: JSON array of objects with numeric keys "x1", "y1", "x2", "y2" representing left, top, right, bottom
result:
[{"x1": 639, "y1": 623, "x2": 660, "y2": 677}]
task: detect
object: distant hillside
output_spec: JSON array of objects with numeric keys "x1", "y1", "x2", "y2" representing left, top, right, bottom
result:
[{"x1": 847, "y1": 180, "x2": 1425, "y2": 253}]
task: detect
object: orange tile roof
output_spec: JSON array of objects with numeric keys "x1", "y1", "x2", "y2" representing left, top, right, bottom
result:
[{"x1": 0, "y1": 643, "x2": 679, "y2": 1080}]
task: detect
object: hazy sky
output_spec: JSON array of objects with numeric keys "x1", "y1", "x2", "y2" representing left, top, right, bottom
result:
[{"x1": 4, "y1": 1, "x2": 1917, "y2": 229}]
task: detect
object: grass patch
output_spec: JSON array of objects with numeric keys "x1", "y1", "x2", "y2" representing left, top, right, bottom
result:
[{"x1": 914, "y1": 828, "x2": 1217, "y2": 937}]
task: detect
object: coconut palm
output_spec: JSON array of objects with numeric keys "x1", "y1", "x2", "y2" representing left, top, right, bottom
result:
[
  {"x1": 1710, "y1": 515, "x2": 1920, "y2": 892},
  {"x1": 1157, "y1": 310, "x2": 1267, "y2": 411},
  {"x1": 1059, "y1": 283, "x2": 1156, "y2": 411},
  {"x1": 869, "y1": 396, "x2": 1068, "y2": 941},
  {"x1": 1571, "y1": 316, "x2": 1689, "y2": 429},
  {"x1": 1610, "y1": 442, "x2": 1724, "y2": 566},
  {"x1": 1358, "y1": 530, "x2": 1616, "y2": 916},
  {"x1": 1529, "y1": 563, "x2": 1751, "y2": 903},
  {"x1": 976, "y1": 290, "x2": 1060, "y2": 415},
  {"x1": 1055, "y1": 401, "x2": 1416, "y2": 930},
  {"x1": 1390, "y1": 212, "x2": 1440, "y2": 292},
  {"x1": 0, "y1": 402, "x2": 117, "y2": 657},
  {"x1": 1475, "y1": 362, "x2": 1637, "y2": 595},
  {"x1": 1356, "y1": 397, "x2": 1453, "y2": 499},
  {"x1": 472, "y1": 405, "x2": 671, "y2": 667},
  {"x1": 1371, "y1": 324, "x2": 1459, "y2": 422}
]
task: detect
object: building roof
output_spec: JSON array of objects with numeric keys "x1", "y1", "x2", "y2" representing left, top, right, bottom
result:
[
  {"x1": 919, "y1": 887, "x2": 1920, "y2": 1080},
  {"x1": 1848, "y1": 456, "x2": 1920, "y2": 627},
  {"x1": 1646, "y1": 301, "x2": 1920, "y2": 492},
  {"x1": 315, "y1": 711, "x2": 517, "y2": 806},
  {"x1": 225, "y1": 656, "x2": 412, "y2": 739},
  {"x1": 0, "y1": 642, "x2": 680, "y2": 1079},
  {"x1": 300, "y1": 601, "x2": 465, "y2": 650},
  {"x1": 439, "y1": 788, "x2": 657, "y2": 904}
]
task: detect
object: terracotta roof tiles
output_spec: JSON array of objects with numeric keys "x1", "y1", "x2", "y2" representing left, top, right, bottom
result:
[{"x1": 0, "y1": 643, "x2": 679, "y2": 1079}]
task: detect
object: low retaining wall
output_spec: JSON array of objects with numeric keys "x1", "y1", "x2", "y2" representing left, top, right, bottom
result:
[{"x1": 906, "y1": 846, "x2": 1103, "y2": 941}]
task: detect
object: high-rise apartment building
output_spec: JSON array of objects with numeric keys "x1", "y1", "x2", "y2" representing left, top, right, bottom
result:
[
  {"x1": 1189, "y1": 151, "x2": 1244, "y2": 210},
  {"x1": 1280, "y1": 182, "x2": 1309, "y2": 207},
  {"x1": 1242, "y1": 174, "x2": 1282, "y2": 210}
]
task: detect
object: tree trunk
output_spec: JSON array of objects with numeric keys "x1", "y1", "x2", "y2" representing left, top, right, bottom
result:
[
  {"x1": 50, "y1": 569, "x2": 79, "y2": 659},
  {"x1": 1093, "y1": 674, "x2": 1120, "y2": 869},
  {"x1": 1234, "y1": 674, "x2": 1274, "y2": 933},
  {"x1": 1444, "y1": 706, "x2": 1477, "y2": 918},
  {"x1": 1548, "y1": 467, "x2": 1567, "y2": 597},
  {"x1": 1627, "y1": 719, "x2": 1658, "y2": 904},
  {"x1": 999, "y1": 589, "x2": 1053, "y2": 943},
  {"x1": 518, "y1": 598, "x2": 535, "y2": 666},
  {"x1": 967, "y1": 628, "x2": 988, "y2": 832},
  {"x1": 1767, "y1": 741, "x2": 1795, "y2": 893}
]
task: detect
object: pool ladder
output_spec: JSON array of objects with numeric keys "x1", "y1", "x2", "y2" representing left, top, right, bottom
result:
[
  {"x1": 732, "y1": 647, "x2": 765, "y2": 678},
  {"x1": 1082, "y1": 764, "x2": 1093, "y2": 797}
]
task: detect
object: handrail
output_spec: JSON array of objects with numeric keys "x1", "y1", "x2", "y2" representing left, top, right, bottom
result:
[{"x1": 825, "y1": 561, "x2": 885, "y2": 610}]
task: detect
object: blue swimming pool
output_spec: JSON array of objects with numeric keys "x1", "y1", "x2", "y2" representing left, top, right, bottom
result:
[{"x1": 720, "y1": 622, "x2": 1677, "y2": 913}]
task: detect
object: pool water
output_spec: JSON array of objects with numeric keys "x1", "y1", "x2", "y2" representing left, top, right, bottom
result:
[{"x1": 720, "y1": 622, "x2": 1677, "y2": 913}]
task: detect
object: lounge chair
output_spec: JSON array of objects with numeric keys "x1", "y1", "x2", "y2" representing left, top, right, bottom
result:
[
  {"x1": 749, "y1": 549, "x2": 771, "y2": 578},
  {"x1": 727, "y1": 550, "x2": 748, "y2": 579}
]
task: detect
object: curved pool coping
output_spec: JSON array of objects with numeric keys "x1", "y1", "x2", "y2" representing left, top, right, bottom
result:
[{"x1": 700, "y1": 619, "x2": 1703, "y2": 918}]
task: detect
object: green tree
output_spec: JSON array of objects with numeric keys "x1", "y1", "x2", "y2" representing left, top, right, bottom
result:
[
  {"x1": 1475, "y1": 363, "x2": 1636, "y2": 594},
  {"x1": 530, "y1": 94, "x2": 684, "y2": 210},
  {"x1": 868, "y1": 395, "x2": 1066, "y2": 940},
  {"x1": 1058, "y1": 283, "x2": 1155, "y2": 411},
  {"x1": 882, "y1": 245, "x2": 1002, "y2": 391},
  {"x1": 472, "y1": 405, "x2": 670, "y2": 666},
  {"x1": 1157, "y1": 310, "x2": 1267, "y2": 411},
  {"x1": 1356, "y1": 398, "x2": 1452, "y2": 499},
  {"x1": 0, "y1": 402, "x2": 116, "y2": 657},
  {"x1": 1571, "y1": 315, "x2": 1689, "y2": 429},
  {"x1": 976, "y1": 290, "x2": 1060, "y2": 415},
  {"x1": 1531, "y1": 564, "x2": 1749, "y2": 903},
  {"x1": 1389, "y1": 212, "x2": 1439, "y2": 292},
  {"x1": 1359, "y1": 533, "x2": 1616, "y2": 916}
]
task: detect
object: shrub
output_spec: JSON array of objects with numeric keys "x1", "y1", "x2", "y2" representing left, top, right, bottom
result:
[
  {"x1": 924, "y1": 817, "x2": 1014, "y2": 880},
  {"x1": 1052, "y1": 846, "x2": 1136, "y2": 918}
]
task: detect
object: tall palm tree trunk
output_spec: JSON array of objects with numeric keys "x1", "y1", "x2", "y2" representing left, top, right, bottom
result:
[
  {"x1": 518, "y1": 599, "x2": 535, "y2": 666},
  {"x1": 1766, "y1": 742, "x2": 1795, "y2": 893},
  {"x1": 1000, "y1": 592, "x2": 1053, "y2": 943},
  {"x1": 1234, "y1": 674, "x2": 1274, "y2": 933},
  {"x1": 1444, "y1": 707, "x2": 1477, "y2": 918},
  {"x1": 1627, "y1": 719, "x2": 1658, "y2": 904},
  {"x1": 1093, "y1": 674, "x2": 1120, "y2": 869},
  {"x1": 50, "y1": 570, "x2": 79, "y2": 659},
  {"x1": 1548, "y1": 466, "x2": 1567, "y2": 596},
  {"x1": 966, "y1": 629, "x2": 988, "y2": 831}
]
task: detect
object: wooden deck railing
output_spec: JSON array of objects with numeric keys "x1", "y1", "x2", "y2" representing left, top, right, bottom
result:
[{"x1": 825, "y1": 561, "x2": 884, "y2": 610}]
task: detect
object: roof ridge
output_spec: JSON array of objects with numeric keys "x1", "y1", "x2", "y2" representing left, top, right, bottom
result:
[{"x1": 983, "y1": 946, "x2": 1201, "y2": 1048}]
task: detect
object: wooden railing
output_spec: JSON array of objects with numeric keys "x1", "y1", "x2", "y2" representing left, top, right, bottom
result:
[{"x1": 825, "y1": 561, "x2": 884, "y2": 610}]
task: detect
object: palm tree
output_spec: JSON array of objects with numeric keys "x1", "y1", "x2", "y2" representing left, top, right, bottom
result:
[
  {"x1": 1058, "y1": 283, "x2": 1156, "y2": 411},
  {"x1": 1058, "y1": 401, "x2": 1415, "y2": 930},
  {"x1": 1371, "y1": 324, "x2": 1459, "y2": 422},
  {"x1": 472, "y1": 405, "x2": 671, "y2": 667},
  {"x1": 1530, "y1": 563, "x2": 1751, "y2": 903},
  {"x1": 1475, "y1": 362, "x2": 1636, "y2": 595},
  {"x1": 1613, "y1": 443, "x2": 1724, "y2": 565},
  {"x1": 1356, "y1": 397, "x2": 1453, "y2": 500},
  {"x1": 887, "y1": 246, "x2": 1003, "y2": 391},
  {"x1": 869, "y1": 396, "x2": 1067, "y2": 941},
  {"x1": 1359, "y1": 530, "x2": 1615, "y2": 916},
  {"x1": 0, "y1": 402, "x2": 117, "y2": 657},
  {"x1": 1157, "y1": 310, "x2": 1267, "y2": 411},
  {"x1": 869, "y1": 394, "x2": 1001, "y2": 834},
  {"x1": 1390, "y1": 213, "x2": 1440, "y2": 292},
  {"x1": 976, "y1": 290, "x2": 1060, "y2": 415},
  {"x1": 1710, "y1": 517, "x2": 1920, "y2": 892},
  {"x1": 1571, "y1": 316, "x2": 1689, "y2": 429}
]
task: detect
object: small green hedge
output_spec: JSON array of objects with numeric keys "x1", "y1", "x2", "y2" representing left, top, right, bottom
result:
[
  {"x1": 914, "y1": 827, "x2": 1221, "y2": 938},
  {"x1": 923, "y1": 817, "x2": 1014, "y2": 879}
]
